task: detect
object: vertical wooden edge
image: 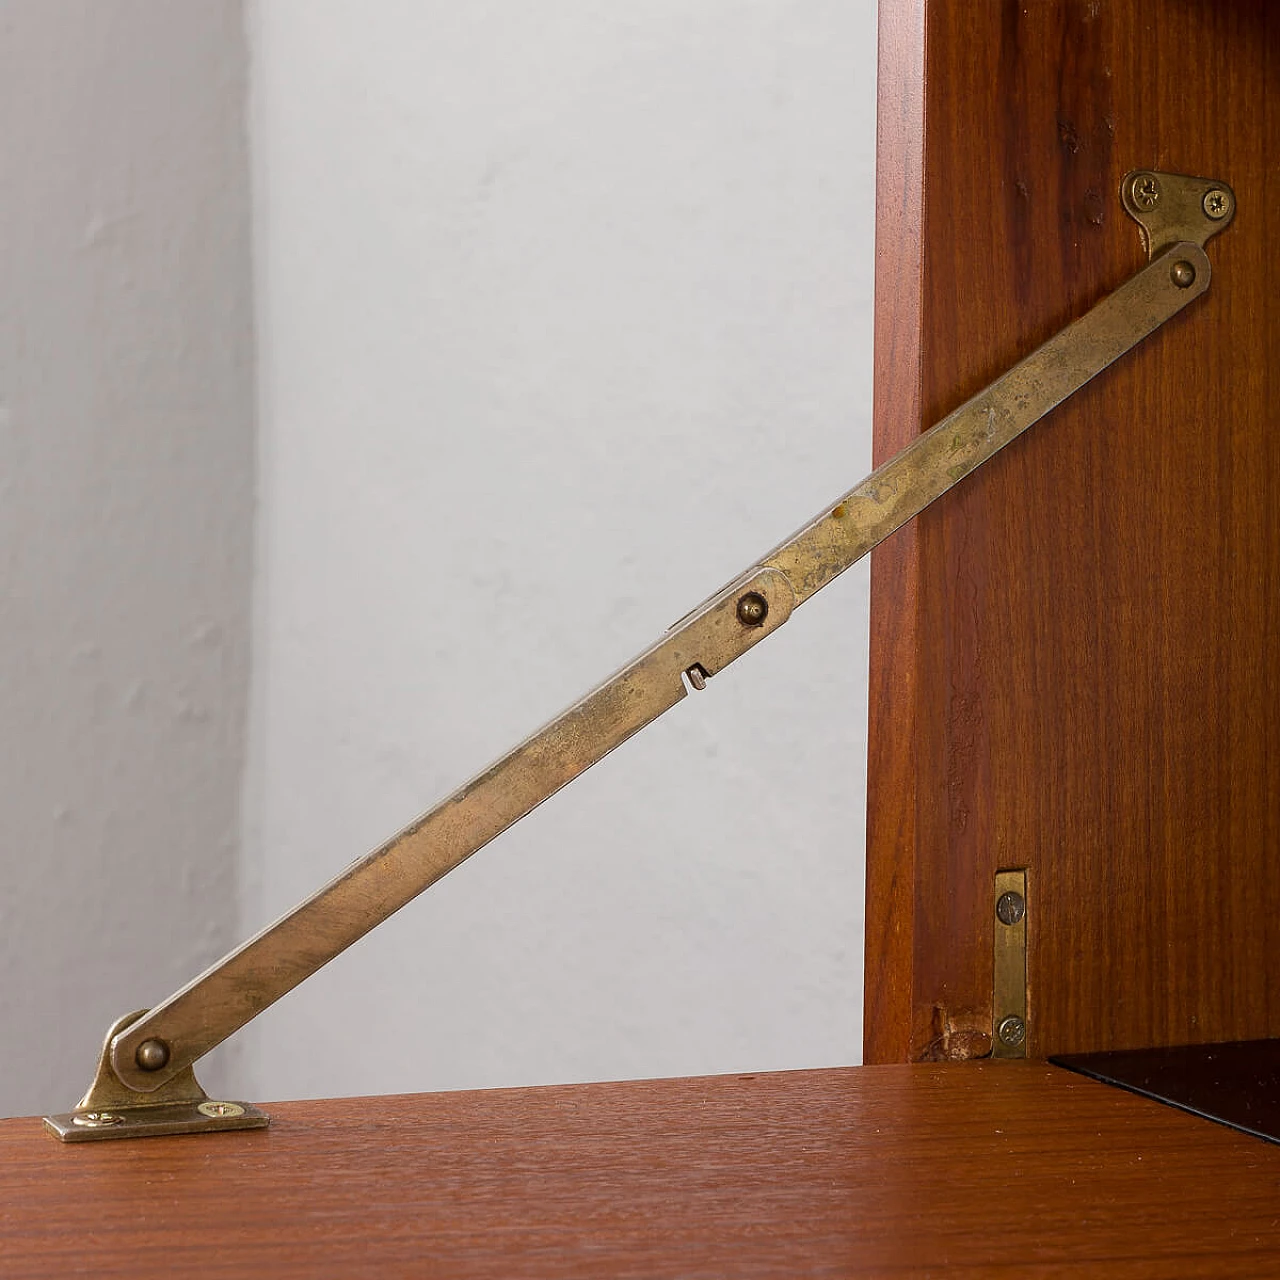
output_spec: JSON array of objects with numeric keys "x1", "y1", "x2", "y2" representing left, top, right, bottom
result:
[{"x1": 863, "y1": 0, "x2": 926, "y2": 1064}]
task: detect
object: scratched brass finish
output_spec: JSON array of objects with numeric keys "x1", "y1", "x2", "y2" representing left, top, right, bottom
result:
[
  {"x1": 991, "y1": 872, "x2": 1029, "y2": 1060},
  {"x1": 42, "y1": 1012, "x2": 268, "y2": 1142},
  {"x1": 757, "y1": 241, "x2": 1210, "y2": 606},
  {"x1": 1122, "y1": 170, "x2": 1236, "y2": 259},
  {"x1": 46, "y1": 176, "x2": 1230, "y2": 1136},
  {"x1": 109, "y1": 567, "x2": 798, "y2": 1093},
  {"x1": 108, "y1": 242, "x2": 1207, "y2": 1094}
]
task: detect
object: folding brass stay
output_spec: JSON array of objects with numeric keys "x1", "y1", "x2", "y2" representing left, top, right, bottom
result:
[{"x1": 45, "y1": 171, "x2": 1235, "y2": 1141}]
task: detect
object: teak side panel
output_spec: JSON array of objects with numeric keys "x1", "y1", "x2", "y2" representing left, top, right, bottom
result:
[
  {"x1": 5, "y1": 1067, "x2": 1280, "y2": 1277},
  {"x1": 866, "y1": 0, "x2": 1280, "y2": 1062},
  {"x1": 864, "y1": 0, "x2": 926, "y2": 1066}
]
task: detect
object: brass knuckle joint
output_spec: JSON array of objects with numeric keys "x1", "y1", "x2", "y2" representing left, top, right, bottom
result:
[{"x1": 41, "y1": 1011, "x2": 268, "y2": 1142}]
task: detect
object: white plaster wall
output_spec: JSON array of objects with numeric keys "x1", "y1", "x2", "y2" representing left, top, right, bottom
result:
[
  {"x1": 0, "y1": 2, "x2": 254, "y2": 1117},
  {"x1": 244, "y1": 1, "x2": 876, "y2": 1102}
]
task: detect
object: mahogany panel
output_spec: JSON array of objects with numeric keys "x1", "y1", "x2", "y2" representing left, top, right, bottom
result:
[
  {"x1": 4, "y1": 1066, "x2": 1280, "y2": 1276},
  {"x1": 867, "y1": 0, "x2": 1280, "y2": 1062}
]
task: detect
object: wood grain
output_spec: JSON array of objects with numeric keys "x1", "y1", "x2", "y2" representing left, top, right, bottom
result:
[
  {"x1": 4, "y1": 1065, "x2": 1280, "y2": 1277},
  {"x1": 865, "y1": 0, "x2": 926, "y2": 1066},
  {"x1": 866, "y1": 0, "x2": 1280, "y2": 1062}
]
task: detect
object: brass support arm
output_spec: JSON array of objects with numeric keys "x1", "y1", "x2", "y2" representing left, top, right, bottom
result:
[{"x1": 45, "y1": 171, "x2": 1233, "y2": 1140}]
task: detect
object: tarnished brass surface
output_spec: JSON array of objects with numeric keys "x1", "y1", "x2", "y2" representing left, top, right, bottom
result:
[
  {"x1": 991, "y1": 871, "x2": 1029, "y2": 1060},
  {"x1": 755, "y1": 241, "x2": 1210, "y2": 606},
  {"x1": 43, "y1": 1012, "x2": 267, "y2": 1142},
  {"x1": 1122, "y1": 170, "x2": 1235, "y2": 259},
  {"x1": 110, "y1": 243, "x2": 1206, "y2": 1096},
  {"x1": 110, "y1": 567, "x2": 797, "y2": 1092},
  {"x1": 47, "y1": 175, "x2": 1231, "y2": 1136}
]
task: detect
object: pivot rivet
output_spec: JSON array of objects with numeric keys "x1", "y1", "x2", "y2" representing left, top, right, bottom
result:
[
  {"x1": 736, "y1": 592, "x2": 768, "y2": 627},
  {"x1": 135, "y1": 1038, "x2": 171, "y2": 1072}
]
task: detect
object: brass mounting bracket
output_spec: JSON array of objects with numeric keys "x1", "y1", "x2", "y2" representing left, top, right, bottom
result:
[
  {"x1": 1122, "y1": 170, "x2": 1236, "y2": 258},
  {"x1": 43, "y1": 1012, "x2": 266, "y2": 1142},
  {"x1": 991, "y1": 871, "x2": 1029, "y2": 1059},
  {"x1": 45, "y1": 170, "x2": 1236, "y2": 1141}
]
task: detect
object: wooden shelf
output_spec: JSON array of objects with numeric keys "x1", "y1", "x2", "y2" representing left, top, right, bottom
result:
[{"x1": 4, "y1": 1063, "x2": 1278, "y2": 1276}]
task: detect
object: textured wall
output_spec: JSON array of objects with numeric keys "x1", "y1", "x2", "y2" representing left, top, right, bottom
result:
[
  {"x1": 243, "y1": 1, "x2": 876, "y2": 1101},
  {"x1": 0, "y1": 2, "x2": 254, "y2": 1117}
]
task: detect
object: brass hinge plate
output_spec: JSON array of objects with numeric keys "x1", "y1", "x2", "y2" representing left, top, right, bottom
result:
[
  {"x1": 44, "y1": 1097, "x2": 270, "y2": 1143},
  {"x1": 992, "y1": 870, "x2": 1028, "y2": 1059},
  {"x1": 41, "y1": 1011, "x2": 268, "y2": 1142},
  {"x1": 1122, "y1": 170, "x2": 1235, "y2": 259}
]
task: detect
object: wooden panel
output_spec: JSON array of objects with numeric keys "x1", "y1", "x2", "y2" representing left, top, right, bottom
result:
[
  {"x1": 866, "y1": 0, "x2": 1280, "y2": 1062},
  {"x1": 865, "y1": 0, "x2": 926, "y2": 1066},
  {"x1": 4, "y1": 1066, "x2": 1280, "y2": 1276}
]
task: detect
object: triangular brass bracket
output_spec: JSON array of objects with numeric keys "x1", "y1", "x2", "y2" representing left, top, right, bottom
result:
[
  {"x1": 1122, "y1": 170, "x2": 1235, "y2": 259},
  {"x1": 43, "y1": 1011, "x2": 269, "y2": 1142}
]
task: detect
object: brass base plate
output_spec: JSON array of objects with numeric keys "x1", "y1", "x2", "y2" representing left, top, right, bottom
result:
[{"x1": 44, "y1": 1099, "x2": 269, "y2": 1143}]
